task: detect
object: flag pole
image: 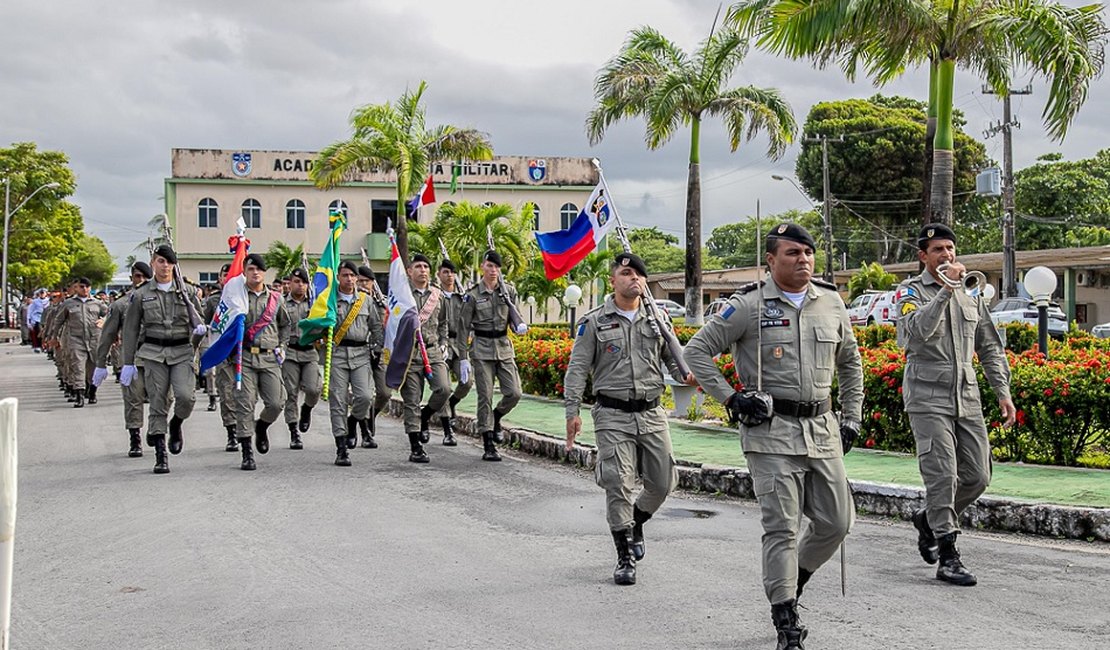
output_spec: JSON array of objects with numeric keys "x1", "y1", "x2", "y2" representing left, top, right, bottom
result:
[{"x1": 322, "y1": 326, "x2": 333, "y2": 400}]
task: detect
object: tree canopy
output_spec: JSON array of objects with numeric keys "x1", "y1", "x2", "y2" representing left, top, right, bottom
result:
[{"x1": 69, "y1": 234, "x2": 116, "y2": 287}]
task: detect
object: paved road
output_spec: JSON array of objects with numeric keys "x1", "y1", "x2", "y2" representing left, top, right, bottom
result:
[{"x1": 2, "y1": 343, "x2": 1108, "y2": 649}]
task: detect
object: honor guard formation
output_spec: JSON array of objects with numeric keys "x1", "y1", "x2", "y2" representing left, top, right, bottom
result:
[{"x1": 26, "y1": 222, "x2": 1014, "y2": 650}]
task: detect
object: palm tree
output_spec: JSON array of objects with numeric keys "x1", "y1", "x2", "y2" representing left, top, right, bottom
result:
[
  {"x1": 263, "y1": 241, "x2": 307, "y2": 278},
  {"x1": 310, "y1": 81, "x2": 494, "y2": 261},
  {"x1": 728, "y1": 0, "x2": 1107, "y2": 225},
  {"x1": 515, "y1": 254, "x2": 567, "y2": 323},
  {"x1": 587, "y1": 24, "x2": 796, "y2": 324},
  {"x1": 571, "y1": 249, "x2": 614, "y2": 310},
  {"x1": 423, "y1": 201, "x2": 535, "y2": 285}
]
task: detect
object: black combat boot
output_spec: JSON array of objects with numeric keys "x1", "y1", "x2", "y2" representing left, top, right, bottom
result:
[
  {"x1": 345, "y1": 415, "x2": 358, "y2": 449},
  {"x1": 127, "y1": 429, "x2": 143, "y2": 458},
  {"x1": 151, "y1": 435, "x2": 170, "y2": 474},
  {"x1": 631, "y1": 506, "x2": 652, "y2": 561},
  {"x1": 86, "y1": 384, "x2": 97, "y2": 405},
  {"x1": 298, "y1": 403, "x2": 312, "y2": 432},
  {"x1": 796, "y1": 568, "x2": 813, "y2": 599},
  {"x1": 418, "y1": 405, "x2": 434, "y2": 444},
  {"x1": 288, "y1": 422, "x2": 303, "y2": 450},
  {"x1": 492, "y1": 409, "x2": 504, "y2": 443},
  {"x1": 770, "y1": 599, "x2": 807, "y2": 649},
  {"x1": 408, "y1": 432, "x2": 429, "y2": 463},
  {"x1": 72, "y1": 388, "x2": 85, "y2": 408},
  {"x1": 359, "y1": 418, "x2": 377, "y2": 449},
  {"x1": 936, "y1": 532, "x2": 977, "y2": 586},
  {"x1": 168, "y1": 416, "x2": 184, "y2": 455},
  {"x1": 448, "y1": 395, "x2": 460, "y2": 420},
  {"x1": 207, "y1": 394, "x2": 217, "y2": 411},
  {"x1": 254, "y1": 419, "x2": 271, "y2": 455},
  {"x1": 65, "y1": 384, "x2": 76, "y2": 401},
  {"x1": 481, "y1": 431, "x2": 501, "y2": 462},
  {"x1": 335, "y1": 435, "x2": 351, "y2": 466},
  {"x1": 913, "y1": 509, "x2": 939, "y2": 565},
  {"x1": 611, "y1": 529, "x2": 637, "y2": 586},
  {"x1": 239, "y1": 437, "x2": 256, "y2": 471},
  {"x1": 225, "y1": 425, "x2": 239, "y2": 452},
  {"x1": 441, "y1": 417, "x2": 456, "y2": 446}
]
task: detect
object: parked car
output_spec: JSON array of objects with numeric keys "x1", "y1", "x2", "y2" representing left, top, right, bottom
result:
[
  {"x1": 847, "y1": 291, "x2": 882, "y2": 326},
  {"x1": 704, "y1": 298, "x2": 731, "y2": 318},
  {"x1": 864, "y1": 290, "x2": 898, "y2": 326},
  {"x1": 1092, "y1": 321, "x2": 1110, "y2": 339},
  {"x1": 654, "y1": 299, "x2": 686, "y2": 319},
  {"x1": 989, "y1": 297, "x2": 1068, "y2": 337}
]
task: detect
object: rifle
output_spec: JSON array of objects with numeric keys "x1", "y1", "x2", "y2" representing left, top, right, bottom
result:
[
  {"x1": 158, "y1": 215, "x2": 204, "y2": 331},
  {"x1": 485, "y1": 226, "x2": 526, "y2": 332},
  {"x1": 590, "y1": 160, "x2": 690, "y2": 377}
]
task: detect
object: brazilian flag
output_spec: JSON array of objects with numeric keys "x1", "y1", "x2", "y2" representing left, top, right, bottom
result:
[{"x1": 298, "y1": 210, "x2": 346, "y2": 344}]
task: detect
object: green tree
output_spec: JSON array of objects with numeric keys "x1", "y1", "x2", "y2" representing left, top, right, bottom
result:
[
  {"x1": 587, "y1": 24, "x2": 797, "y2": 324},
  {"x1": 515, "y1": 254, "x2": 567, "y2": 323},
  {"x1": 707, "y1": 208, "x2": 823, "y2": 268},
  {"x1": 619, "y1": 227, "x2": 685, "y2": 273},
  {"x1": 263, "y1": 241, "x2": 308, "y2": 279},
  {"x1": 69, "y1": 234, "x2": 116, "y2": 287},
  {"x1": 729, "y1": 0, "x2": 1107, "y2": 225},
  {"x1": 1011, "y1": 148, "x2": 1110, "y2": 250},
  {"x1": 310, "y1": 81, "x2": 494, "y2": 261},
  {"x1": 414, "y1": 201, "x2": 534, "y2": 284},
  {"x1": 847, "y1": 261, "x2": 898, "y2": 300},
  {"x1": 570, "y1": 249, "x2": 614, "y2": 310}
]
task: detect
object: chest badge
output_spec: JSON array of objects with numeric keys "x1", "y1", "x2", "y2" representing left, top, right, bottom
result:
[
  {"x1": 763, "y1": 300, "x2": 784, "y2": 319},
  {"x1": 605, "y1": 343, "x2": 621, "y2": 355},
  {"x1": 773, "y1": 346, "x2": 784, "y2": 359}
]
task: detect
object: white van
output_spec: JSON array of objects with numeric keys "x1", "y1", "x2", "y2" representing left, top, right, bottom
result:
[
  {"x1": 865, "y1": 290, "x2": 898, "y2": 326},
  {"x1": 847, "y1": 291, "x2": 882, "y2": 326}
]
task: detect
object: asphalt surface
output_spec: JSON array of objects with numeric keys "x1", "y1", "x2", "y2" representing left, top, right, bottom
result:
[{"x1": 2, "y1": 342, "x2": 1108, "y2": 649}]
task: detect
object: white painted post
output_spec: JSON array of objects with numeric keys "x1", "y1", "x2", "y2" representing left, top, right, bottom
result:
[{"x1": 0, "y1": 398, "x2": 17, "y2": 650}]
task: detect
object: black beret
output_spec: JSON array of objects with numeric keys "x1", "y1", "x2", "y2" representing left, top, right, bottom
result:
[
  {"x1": 339, "y1": 260, "x2": 359, "y2": 275},
  {"x1": 75, "y1": 276, "x2": 91, "y2": 287},
  {"x1": 411, "y1": 253, "x2": 431, "y2": 267},
  {"x1": 483, "y1": 250, "x2": 502, "y2": 267},
  {"x1": 917, "y1": 222, "x2": 957, "y2": 250},
  {"x1": 439, "y1": 258, "x2": 456, "y2": 272},
  {"x1": 131, "y1": 261, "x2": 153, "y2": 279},
  {"x1": 220, "y1": 263, "x2": 232, "y2": 274},
  {"x1": 289, "y1": 268, "x2": 310, "y2": 283},
  {"x1": 766, "y1": 222, "x2": 817, "y2": 251},
  {"x1": 611, "y1": 252, "x2": 648, "y2": 277},
  {"x1": 356, "y1": 264, "x2": 375, "y2": 280},
  {"x1": 153, "y1": 244, "x2": 177, "y2": 264},
  {"x1": 244, "y1": 253, "x2": 267, "y2": 270}
]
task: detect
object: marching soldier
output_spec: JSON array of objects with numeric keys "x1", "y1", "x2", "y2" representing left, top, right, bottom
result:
[
  {"x1": 895, "y1": 224, "x2": 1016, "y2": 586},
  {"x1": 358, "y1": 265, "x2": 390, "y2": 447},
  {"x1": 231, "y1": 254, "x2": 291, "y2": 471},
  {"x1": 204, "y1": 263, "x2": 240, "y2": 452},
  {"x1": 92, "y1": 261, "x2": 153, "y2": 457},
  {"x1": 53, "y1": 277, "x2": 108, "y2": 407},
  {"x1": 435, "y1": 257, "x2": 471, "y2": 445},
  {"x1": 564, "y1": 253, "x2": 695, "y2": 586},
  {"x1": 458, "y1": 250, "x2": 526, "y2": 461},
  {"x1": 399, "y1": 254, "x2": 451, "y2": 463},
  {"x1": 684, "y1": 223, "x2": 863, "y2": 650},
  {"x1": 282, "y1": 267, "x2": 321, "y2": 449},
  {"x1": 120, "y1": 244, "x2": 206, "y2": 474}
]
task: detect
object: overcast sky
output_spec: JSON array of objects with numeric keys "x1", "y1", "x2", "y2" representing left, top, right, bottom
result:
[{"x1": 3, "y1": 0, "x2": 1107, "y2": 265}]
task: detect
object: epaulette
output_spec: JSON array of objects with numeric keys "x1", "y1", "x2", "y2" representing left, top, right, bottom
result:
[
  {"x1": 735, "y1": 280, "x2": 765, "y2": 295},
  {"x1": 811, "y1": 279, "x2": 837, "y2": 291}
]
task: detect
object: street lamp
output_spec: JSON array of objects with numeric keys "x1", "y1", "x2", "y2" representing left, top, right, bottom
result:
[
  {"x1": 526, "y1": 295, "x2": 536, "y2": 323},
  {"x1": 772, "y1": 174, "x2": 835, "y2": 284},
  {"x1": 2, "y1": 179, "x2": 60, "y2": 327},
  {"x1": 1024, "y1": 265, "x2": 1057, "y2": 359},
  {"x1": 563, "y1": 284, "x2": 582, "y2": 337}
]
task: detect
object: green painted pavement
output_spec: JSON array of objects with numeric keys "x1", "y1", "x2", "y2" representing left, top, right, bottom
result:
[{"x1": 448, "y1": 392, "x2": 1110, "y2": 508}]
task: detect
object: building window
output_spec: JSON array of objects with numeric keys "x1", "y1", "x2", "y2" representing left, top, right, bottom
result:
[
  {"x1": 371, "y1": 200, "x2": 397, "y2": 234},
  {"x1": 328, "y1": 199, "x2": 348, "y2": 218},
  {"x1": 286, "y1": 199, "x2": 306, "y2": 229},
  {"x1": 241, "y1": 198, "x2": 261, "y2": 229},
  {"x1": 560, "y1": 203, "x2": 578, "y2": 230},
  {"x1": 198, "y1": 198, "x2": 218, "y2": 229},
  {"x1": 198, "y1": 272, "x2": 219, "y2": 285}
]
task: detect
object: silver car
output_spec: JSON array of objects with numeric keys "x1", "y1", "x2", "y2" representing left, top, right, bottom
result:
[
  {"x1": 1091, "y1": 321, "x2": 1110, "y2": 339},
  {"x1": 654, "y1": 299, "x2": 686, "y2": 319},
  {"x1": 989, "y1": 297, "x2": 1068, "y2": 337}
]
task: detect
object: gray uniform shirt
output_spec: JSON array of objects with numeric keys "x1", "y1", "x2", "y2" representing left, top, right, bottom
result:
[
  {"x1": 440, "y1": 289, "x2": 466, "y2": 359},
  {"x1": 895, "y1": 269, "x2": 1011, "y2": 416},
  {"x1": 460, "y1": 280, "x2": 520, "y2": 362},
  {"x1": 564, "y1": 297, "x2": 684, "y2": 419},
  {"x1": 411, "y1": 284, "x2": 449, "y2": 364},
  {"x1": 283, "y1": 294, "x2": 317, "y2": 364},
  {"x1": 683, "y1": 279, "x2": 864, "y2": 459},
  {"x1": 57, "y1": 295, "x2": 108, "y2": 353},
  {"x1": 241, "y1": 287, "x2": 291, "y2": 369},
  {"x1": 96, "y1": 289, "x2": 138, "y2": 367},
  {"x1": 328, "y1": 292, "x2": 381, "y2": 370},
  {"x1": 121, "y1": 281, "x2": 202, "y2": 366}
]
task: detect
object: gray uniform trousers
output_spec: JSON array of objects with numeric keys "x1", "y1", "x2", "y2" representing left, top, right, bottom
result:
[
  {"x1": 909, "y1": 412, "x2": 991, "y2": 536},
  {"x1": 283, "y1": 358, "x2": 322, "y2": 424},
  {"x1": 372, "y1": 359, "x2": 391, "y2": 413},
  {"x1": 401, "y1": 358, "x2": 450, "y2": 432},
  {"x1": 234, "y1": 352, "x2": 286, "y2": 437},
  {"x1": 436, "y1": 354, "x2": 473, "y2": 419},
  {"x1": 746, "y1": 452, "x2": 854, "y2": 605},
  {"x1": 123, "y1": 366, "x2": 147, "y2": 430},
  {"x1": 216, "y1": 361, "x2": 236, "y2": 427},
  {"x1": 145, "y1": 357, "x2": 196, "y2": 438},
  {"x1": 329, "y1": 363, "x2": 373, "y2": 438},
  {"x1": 593, "y1": 404, "x2": 677, "y2": 531},
  {"x1": 472, "y1": 358, "x2": 521, "y2": 433}
]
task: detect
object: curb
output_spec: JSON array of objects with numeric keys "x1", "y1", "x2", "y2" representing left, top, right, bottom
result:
[{"x1": 387, "y1": 398, "x2": 1110, "y2": 543}]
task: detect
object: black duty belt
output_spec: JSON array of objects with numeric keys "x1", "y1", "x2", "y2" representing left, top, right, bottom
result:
[
  {"x1": 287, "y1": 342, "x2": 314, "y2": 351},
  {"x1": 773, "y1": 397, "x2": 832, "y2": 418},
  {"x1": 246, "y1": 346, "x2": 275, "y2": 354},
  {"x1": 596, "y1": 394, "x2": 661, "y2": 413},
  {"x1": 337, "y1": 339, "x2": 368, "y2": 347},
  {"x1": 143, "y1": 336, "x2": 190, "y2": 347},
  {"x1": 474, "y1": 328, "x2": 507, "y2": 339}
]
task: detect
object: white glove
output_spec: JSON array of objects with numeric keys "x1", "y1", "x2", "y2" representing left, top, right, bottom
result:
[
  {"x1": 120, "y1": 365, "x2": 137, "y2": 387},
  {"x1": 273, "y1": 347, "x2": 285, "y2": 365},
  {"x1": 91, "y1": 367, "x2": 109, "y2": 387},
  {"x1": 193, "y1": 323, "x2": 208, "y2": 336},
  {"x1": 514, "y1": 323, "x2": 529, "y2": 335},
  {"x1": 459, "y1": 359, "x2": 471, "y2": 384}
]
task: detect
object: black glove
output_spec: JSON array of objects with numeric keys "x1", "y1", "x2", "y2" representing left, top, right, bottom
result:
[
  {"x1": 840, "y1": 421, "x2": 860, "y2": 455},
  {"x1": 724, "y1": 390, "x2": 774, "y2": 427},
  {"x1": 371, "y1": 352, "x2": 382, "y2": 369}
]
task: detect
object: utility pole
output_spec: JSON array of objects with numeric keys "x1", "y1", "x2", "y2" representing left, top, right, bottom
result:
[
  {"x1": 803, "y1": 134, "x2": 844, "y2": 283},
  {"x1": 983, "y1": 84, "x2": 1032, "y2": 298}
]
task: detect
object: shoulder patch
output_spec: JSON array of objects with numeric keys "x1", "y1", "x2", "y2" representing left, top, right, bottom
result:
[
  {"x1": 576, "y1": 320, "x2": 587, "y2": 337},
  {"x1": 811, "y1": 279, "x2": 837, "y2": 290},
  {"x1": 901, "y1": 302, "x2": 917, "y2": 316},
  {"x1": 720, "y1": 305, "x2": 736, "y2": 320}
]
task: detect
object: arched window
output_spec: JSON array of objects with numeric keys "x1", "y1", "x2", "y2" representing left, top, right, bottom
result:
[
  {"x1": 328, "y1": 199, "x2": 348, "y2": 218},
  {"x1": 198, "y1": 198, "x2": 218, "y2": 229},
  {"x1": 241, "y1": 198, "x2": 261, "y2": 229},
  {"x1": 286, "y1": 199, "x2": 306, "y2": 229},
  {"x1": 560, "y1": 203, "x2": 578, "y2": 230}
]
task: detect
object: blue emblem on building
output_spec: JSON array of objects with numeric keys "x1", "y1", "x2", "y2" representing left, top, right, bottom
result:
[
  {"x1": 528, "y1": 159, "x2": 546, "y2": 182},
  {"x1": 232, "y1": 152, "x2": 252, "y2": 177}
]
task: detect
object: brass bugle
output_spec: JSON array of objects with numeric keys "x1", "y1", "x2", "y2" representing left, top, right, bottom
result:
[{"x1": 937, "y1": 263, "x2": 988, "y2": 295}]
